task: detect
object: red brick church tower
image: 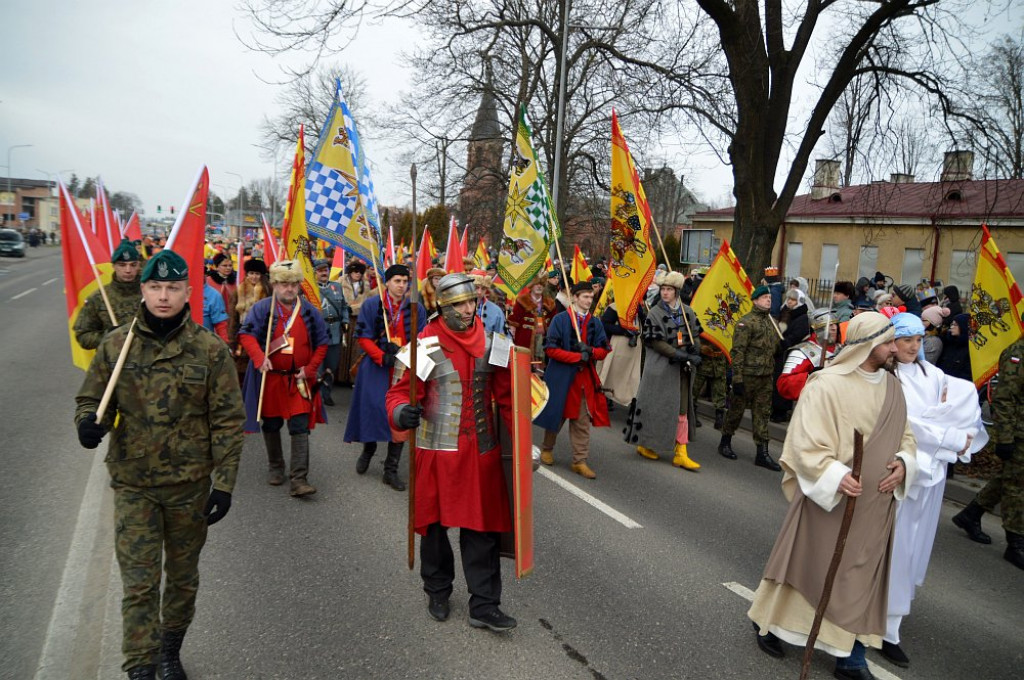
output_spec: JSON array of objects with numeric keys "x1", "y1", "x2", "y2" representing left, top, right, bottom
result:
[{"x1": 458, "y1": 75, "x2": 506, "y2": 250}]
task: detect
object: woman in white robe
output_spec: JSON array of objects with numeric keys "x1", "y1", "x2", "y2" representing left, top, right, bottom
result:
[{"x1": 882, "y1": 313, "x2": 988, "y2": 668}]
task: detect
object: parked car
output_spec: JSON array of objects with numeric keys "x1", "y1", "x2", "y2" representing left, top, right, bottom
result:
[{"x1": 0, "y1": 228, "x2": 26, "y2": 257}]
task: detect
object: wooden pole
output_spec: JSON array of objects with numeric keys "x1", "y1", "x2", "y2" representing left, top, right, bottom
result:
[
  {"x1": 550, "y1": 237, "x2": 582, "y2": 342},
  {"x1": 95, "y1": 319, "x2": 137, "y2": 421},
  {"x1": 369, "y1": 236, "x2": 393, "y2": 342},
  {"x1": 407, "y1": 163, "x2": 420, "y2": 570},
  {"x1": 648, "y1": 217, "x2": 675, "y2": 274},
  {"x1": 799, "y1": 429, "x2": 865, "y2": 680},
  {"x1": 256, "y1": 291, "x2": 276, "y2": 423},
  {"x1": 92, "y1": 264, "x2": 119, "y2": 326}
]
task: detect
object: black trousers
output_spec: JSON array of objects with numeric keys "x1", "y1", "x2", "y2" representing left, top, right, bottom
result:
[{"x1": 420, "y1": 522, "x2": 502, "y2": 617}]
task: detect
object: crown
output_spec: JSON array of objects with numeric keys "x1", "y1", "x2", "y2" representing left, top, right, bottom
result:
[{"x1": 764, "y1": 266, "x2": 779, "y2": 276}]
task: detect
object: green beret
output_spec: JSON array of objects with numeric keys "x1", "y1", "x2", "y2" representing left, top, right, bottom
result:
[
  {"x1": 752, "y1": 284, "x2": 770, "y2": 300},
  {"x1": 111, "y1": 238, "x2": 140, "y2": 263},
  {"x1": 141, "y1": 250, "x2": 189, "y2": 282}
]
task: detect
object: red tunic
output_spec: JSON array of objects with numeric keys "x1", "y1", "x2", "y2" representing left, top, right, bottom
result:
[
  {"x1": 544, "y1": 314, "x2": 611, "y2": 425},
  {"x1": 386, "y1": 320, "x2": 513, "y2": 535},
  {"x1": 239, "y1": 300, "x2": 327, "y2": 426}
]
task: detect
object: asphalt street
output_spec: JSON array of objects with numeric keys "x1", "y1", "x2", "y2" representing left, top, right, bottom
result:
[{"x1": 1, "y1": 246, "x2": 1021, "y2": 680}]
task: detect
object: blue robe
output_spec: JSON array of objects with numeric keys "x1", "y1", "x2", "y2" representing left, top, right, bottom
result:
[
  {"x1": 343, "y1": 294, "x2": 427, "y2": 443},
  {"x1": 477, "y1": 299, "x2": 507, "y2": 334},
  {"x1": 534, "y1": 310, "x2": 609, "y2": 432}
]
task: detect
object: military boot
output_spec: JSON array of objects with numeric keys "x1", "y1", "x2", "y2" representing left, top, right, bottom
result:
[
  {"x1": 1005, "y1": 531, "x2": 1024, "y2": 570},
  {"x1": 952, "y1": 501, "x2": 992, "y2": 544},
  {"x1": 289, "y1": 434, "x2": 316, "y2": 497},
  {"x1": 356, "y1": 442, "x2": 376, "y2": 474},
  {"x1": 263, "y1": 431, "x2": 286, "y2": 485},
  {"x1": 718, "y1": 434, "x2": 737, "y2": 460},
  {"x1": 383, "y1": 442, "x2": 407, "y2": 491},
  {"x1": 694, "y1": 413, "x2": 703, "y2": 428},
  {"x1": 159, "y1": 628, "x2": 188, "y2": 680},
  {"x1": 755, "y1": 443, "x2": 782, "y2": 471},
  {"x1": 126, "y1": 666, "x2": 156, "y2": 680},
  {"x1": 714, "y1": 409, "x2": 725, "y2": 430}
]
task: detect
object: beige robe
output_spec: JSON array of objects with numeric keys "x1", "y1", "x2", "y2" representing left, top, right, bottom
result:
[{"x1": 748, "y1": 368, "x2": 918, "y2": 656}]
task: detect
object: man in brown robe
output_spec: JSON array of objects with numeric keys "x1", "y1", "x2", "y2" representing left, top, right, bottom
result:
[{"x1": 748, "y1": 311, "x2": 918, "y2": 680}]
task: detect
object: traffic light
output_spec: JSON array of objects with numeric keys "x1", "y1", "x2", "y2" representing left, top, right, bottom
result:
[
  {"x1": 170, "y1": 206, "x2": 175, "y2": 215},
  {"x1": 157, "y1": 205, "x2": 162, "y2": 213}
]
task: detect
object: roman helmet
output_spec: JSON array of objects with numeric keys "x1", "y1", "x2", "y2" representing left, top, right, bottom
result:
[{"x1": 435, "y1": 272, "x2": 477, "y2": 331}]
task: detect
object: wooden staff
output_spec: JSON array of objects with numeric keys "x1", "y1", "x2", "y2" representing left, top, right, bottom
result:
[
  {"x1": 256, "y1": 291, "x2": 276, "y2": 422},
  {"x1": 799, "y1": 429, "x2": 865, "y2": 680},
  {"x1": 95, "y1": 319, "x2": 137, "y2": 421},
  {"x1": 648, "y1": 216, "x2": 675, "y2": 275},
  {"x1": 819, "y1": 261, "x2": 841, "y2": 368},
  {"x1": 407, "y1": 163, "x2": 420, "y2": 570},
  {"x1": 92, "y1": 264, "x2": 119, "y2": 326},
  {"x1": 550, "y1": 237, "x2": 582, "y2": 342},
  {"x1": 369, "y1": 235, "x2": 393, "y2": 342}
]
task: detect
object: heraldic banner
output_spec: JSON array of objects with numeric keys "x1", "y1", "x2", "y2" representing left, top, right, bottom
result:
[
  {"x1": 497, "y1": 105, "x2": 559, "y2": 295},
  {"x1": 282, "y1": 126, "x2": 321, "y2": 304},
  {"x1": 970, "y1": 224, "x2": 1024, "y2": 387},
  {"x1": 609, "y1": 111, "x2": 657, "y2": 332},
  {"x1": 690, "y1": 239, "x2": 753, "y2": 361}
]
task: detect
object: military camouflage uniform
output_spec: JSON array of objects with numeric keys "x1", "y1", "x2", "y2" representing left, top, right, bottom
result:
[
  {"x1": 721, "y1": 306, "x2": 780, "y2": 444},
  {"x1": 976, "y1": 339, "x2": 1024, "y2": 533},
  {"x1": 693, "y1": 347, "x2": 728, "y2": 410},
  {"x1": 73, "y1": 277, "x2": 142, "y2": 350},
  {"x1": 75, "y1": 304, "x2": 244, "y2": 672}
]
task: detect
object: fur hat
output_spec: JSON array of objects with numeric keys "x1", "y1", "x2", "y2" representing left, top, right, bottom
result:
[
  {"x1": 269, "y1": 260, "x2": 305, "y2": 284},
  {"x1": 345, "y1": 260, "x2": 367, "y2": 274},
  {"x1": 657, "y1": 271, "x2": 687, "y2": 290},
  {"x1": 243, "y1": 258, "x2": 268, "y2": 276},
  {"x1": 384, "y1": 264, "x2": 410, "y2": 281},
  {"x1": 425, "y1": 267, "x2": 446, "y2": 280},
  {"x1": 833, "y1": 280, "x2": 856, "y2": 298},
  {"x1": 571, "y1": 280, "x2": 594, "y2": 296}
]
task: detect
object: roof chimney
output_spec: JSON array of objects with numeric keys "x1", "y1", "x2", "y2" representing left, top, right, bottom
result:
[
  {"x1": 811, "y1": 159, "x2": 841, "y2": 200},
  {"x1": 941, "y1": 150, "x2": 974, "y2": 182},
  {"x1": 890, "y1": 173, "x2": 915, "y2": 184}
]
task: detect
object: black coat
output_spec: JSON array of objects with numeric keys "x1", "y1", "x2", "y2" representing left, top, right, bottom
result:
[
  {"x1": 780, "y1": 304, "x2": 810, "y2": 351},
  {"x1": 937, "y1": 314, "x2": 971, "y2": 382}
]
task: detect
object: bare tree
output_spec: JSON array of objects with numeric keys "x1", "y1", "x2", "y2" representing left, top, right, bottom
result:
[
  {"x1": 965, "y1": 32, "x2": 1024, "y2": 179},
  {"x1": 824, "y1": 75, "x2": 882, "y2": 186}
]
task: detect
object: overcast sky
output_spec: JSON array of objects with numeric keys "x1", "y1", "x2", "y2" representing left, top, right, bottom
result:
[{"x1": 1, "y1": 1, "x2": 1017, "y2": 220}]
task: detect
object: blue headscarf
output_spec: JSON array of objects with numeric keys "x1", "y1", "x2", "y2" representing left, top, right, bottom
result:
[{"x1": 891, "y1": 312, "x2": 926, "y2": 361}]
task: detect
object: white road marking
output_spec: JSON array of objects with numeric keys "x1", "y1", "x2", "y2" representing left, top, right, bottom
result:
[
  {"x1": 722, "y1": 582, "x2": 902, "y2": 680},
  {"x1": 42, "y1": 277, "x2": 58, "y2": 286},
  {"x1": 33, "y1": 449, "x2": 108, "y2": 680},
  {"x1": 12, "y1": 287, "x2": 37, "y2": 300},
  {"x1": 537, "y1": 467, "x2": 643, "y2": 528}
]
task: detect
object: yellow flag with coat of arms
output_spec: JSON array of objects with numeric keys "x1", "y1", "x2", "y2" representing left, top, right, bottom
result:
[
  {"x1": 970, "y1": 224, "x2": 1024, "y2": 387},
  {"x1": 281, "y1": 126, "x2": 321, "y2": 304},
  {"x1": 689, "y1": 240, "x2": 753, "y2": 361}
]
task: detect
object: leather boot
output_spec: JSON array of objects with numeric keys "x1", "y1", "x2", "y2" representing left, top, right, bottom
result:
[
  {"x1": 714, "y1": 409, "x2": 725, "y2": 430},
  {"x1": 356, "y1": 442, "x2": 376, "y2": 474},
  {"x1": 636, "y1": 445, "x2": 659, "y2": 460},
  {"x1": 952, "y1": 501, "x2": 992, "y2": 544},
  {"x1": 755, "y1": 443, "x2": 782, "y2": 471},
  {"x1": 718, "y1": 434, "x2": 737, "y2": 460},
  {"x1": 383, "y1": 442, "x2": 406, "y2": 491},
  {"x1": 126, "y1": 666, "x2": 156, "y2": 680},
  {"x1": 263, "y1": 431, "x2": 286, "y2": 486},
  {"x1": 571, "y1": 461, "x2": 597, "y2": 479},
  {"x1": 540, "y1": 449, "x2": 555, "y2": 465},
  {"x1": 672, "y1": 444, "x2": 700, "y2": 471},
  {"x1": 159, "y1": 628, "x2": 188, "y2": 680},
  {"x1": 694, "y1": 414, "x2": 703, "y2": 428},
  {"x1": 289, "y1": 434, "x2": 316, "y2": 497},
  {"x1": 1005, "y1": 531, "x2": 1024, "y2": 570}
]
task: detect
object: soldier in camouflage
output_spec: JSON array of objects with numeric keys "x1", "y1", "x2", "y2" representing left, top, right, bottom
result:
[
  {"x1": 717, "y1": 285, "x2": 783, "y2": 471},
  {"x1": 74, "y1": 239, "x2": 143, "y2": 349},
  {"x1": 75, "y1": 249, "x2": 244, "y2": 680},
  {"x1": 952, "y1": 336, "x2": 1024, "y2": 570},
  {"x1": 693, "y1": 344, "x2": 728, "y2": 429}
]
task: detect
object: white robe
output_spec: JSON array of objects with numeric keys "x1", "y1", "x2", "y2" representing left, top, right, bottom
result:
[{"x1": 885, "y1": 361, "x2": 988, "y2": 643}]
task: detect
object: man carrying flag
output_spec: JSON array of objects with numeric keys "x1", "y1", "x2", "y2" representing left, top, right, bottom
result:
[{"x1": 74, "y1": 238, "x2": 142, "y2": 350}]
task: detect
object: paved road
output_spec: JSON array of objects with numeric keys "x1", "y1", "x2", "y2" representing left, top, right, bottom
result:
[{"x1": 2, "y1": 247, "x2": 1021, "y2": 680}]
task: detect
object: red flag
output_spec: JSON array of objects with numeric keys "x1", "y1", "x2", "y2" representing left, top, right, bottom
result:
[
  {"x1": 59, "y1": 182, "x2": 114, "y2": 370},
  {"x1": 165, "y1": 166, "x2": 210, "y2": 324},
  {"x1": 96, "y1": 179, "x2": 119, "y2": 257},
  {"x1": 444, "y1": 217, "x2": 465, "y2": 273},
  {"x1": 330, "y1": 244, "x2": 345, "y2": 280},
  {"x1": 261, "y1": 213, "x2": 278, "y2": 267},
  {"x1": 88, "y1": 199, "x2": 111, "y2": 260},
  {"x1": 122, "y1": 210, "x2": 143, "y2": 242},
  {"x1": 416, "y1": 227, "x2": 434, "y2": 283},
  {"x1": 460, "y1": 226, "x2": 469, "y2": 259}
]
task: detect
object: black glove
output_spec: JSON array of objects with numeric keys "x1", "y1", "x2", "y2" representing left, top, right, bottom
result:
[
  {"x1": 204, "y1": 489, "x2": 232, "y2": 526},
  {"x1": 396, "y1": 404, "x2": 423, "y2": 430},
  {"x1": 627, "y1": 334, "x2": 638, "y2": 348},
  {"x1": 578, "y1": 347, "x2": 593, "y2": 364},
  {"x1": 687, "y1": 353, "x2": 702, "y2": 368},
  {"x1": 732, "y1": 382, "x2": 746, "y2": 398},
  {"x1": 671, "y1": 349, "x2": 688, "y2": 364},
  {"x1": 77, "y1": 413, "x2": 107, "y2": 449},
  {"x1": 382, "y1": 341, "x2": 400, "y2": 367},
  {"x1": 995, "y1": 441, "x2": 1015, "y2": 461}
]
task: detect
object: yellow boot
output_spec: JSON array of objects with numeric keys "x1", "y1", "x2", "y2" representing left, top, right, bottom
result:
[
  {"x1": 672, "y1": 444, "x2": 700, "y2": 471},
  {"x1": 540, "y1": 449, "x2": 555, "y2": 466},
  {"x1": 636, "y1": 445, "x2": 659, "y2": 460}
]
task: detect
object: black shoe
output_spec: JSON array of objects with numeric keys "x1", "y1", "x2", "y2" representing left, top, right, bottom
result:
[
  {"x1": 879, "y1": 640, "x2": 909, "y2": 668},
  {"x1": 383, "y1": 472, "x2": 406, "y2": 492},
  {"x1": 952, "y1": 502, "x2": 992, "y2": 544},
  {"x1": 755, "y1": 444, "x2": 782, "y2": 472},
  {"x1": 356, "y1": 450, "x2": 373, "y2": 475},
  {"x1": 714, "y1": 409, "x2": 725, "y2": 430},
  {"x1": 159, "y1": 629, "x2": 188, "y2": 680},
  {"x1": 126, "y1": 666, "x2": 156, "y2": 680},
  {"x1": 755, "y1": 631, "x2": 785, "y2": 658},
  {"x1": 323, "y1": 394, "x2": 335, "y2": 406},
  {"x1": 1005, "y1": 531, "x2": 1024, "y2": 570},
  {"x1": 833, "y1": 666, "x2": 875, "y2": 680},
  {"x1": 469, "y1": 608, "x2": 517, "y2": 632},
  {"x1": 428, "y1": 595, "x2": 450, "y2": 622},
  {"x1": 718, "y1": 435, "x2": 737, "y2": 460}
]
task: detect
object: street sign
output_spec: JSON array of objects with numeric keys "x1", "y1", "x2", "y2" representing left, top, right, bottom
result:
[{"x1": 17, "y1": 212, "x2": 29, "y2": 221}]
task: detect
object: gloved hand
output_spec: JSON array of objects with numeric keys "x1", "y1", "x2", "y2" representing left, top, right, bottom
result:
[
  {"x1": 77, "y1": 413, "x2": 107, "y2": 449},
  {"x1": 995, "y1": 441, "x2": 1015, "y2": 460},
  {"x1": 671, "y1": 349, "x2": 688, "y2": 364},
  {"x1": 396, "y1": 404, "x2": 423, "y2": 430},
  {"x1": 732, "y1": 382, "x2": 746, "y2": 398},
  {"x1": 382, "y1": 341, "x2": 400, "y2": 367},
  {"x1": 204, "y1": 489, "x2": 232, "y2": 526},
  {"x1": 687, "y1": 353, "x2": 702, "y2": 368},
  {"x1": 627, "y1": 334, "x2": 638, "y2": 348},
  {"x1": 578, "y1": 347, "x2": 593, "y2": 365}
]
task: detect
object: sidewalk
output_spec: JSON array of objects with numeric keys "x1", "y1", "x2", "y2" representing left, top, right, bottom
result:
[{"x1": 694, "y1": 399, "x2": 993, "y2": 512}]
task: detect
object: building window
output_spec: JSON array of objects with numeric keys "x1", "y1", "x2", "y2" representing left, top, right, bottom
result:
[
  {"x1": 858, "y1": 246, "x2": 878, "y2": 282},
  {"x1": 819, "y1": 244, "x2": 839, "y2": 281},
  {"x1": 948, "y1": 249, "x2": 975, "y2": 300},
  {"x1": 785, "y1": 242, "x2": 802, "y2": 279},
  {"x1": 901, "y1": 248, "x2": 925, "y2": 286}
]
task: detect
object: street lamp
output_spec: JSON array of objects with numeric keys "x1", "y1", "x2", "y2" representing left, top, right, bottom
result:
[
  {"x1": 37, "y1": 168, "x2": 73, "y2": 195},
  {"x1": 5, "y1": 144, "x2": 33, "y2": 222}
]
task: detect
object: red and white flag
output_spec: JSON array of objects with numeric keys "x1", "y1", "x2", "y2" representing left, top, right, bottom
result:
[
  {"x1": 122, "y1": 210, "x2": 143, "y2": 242},
  {"x1": 444, "y1": 217, "x2": 465, "y2": 273},
  {"x1": 164, "y1": 166, "x2": 210, "y2": 324}
]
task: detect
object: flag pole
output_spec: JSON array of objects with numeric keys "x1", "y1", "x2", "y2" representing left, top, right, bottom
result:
[
  {"x1": 407, "y1": 163, "x2": 420, "y2": 570},
  {"x1": 369, "y1": 235, "x2": 393, "y2": 342},
  {"x1": 62, "y1": 183, "x2": 119, "y2": 326},
  {"x1": 550, "y1": 237, "x2": 582, "y2": 342},
  {"x1": 256, "y1": 291, "x2": 276, "y2": 422},
  {"x1": 95, "y1": 319, "x2": 137, "y2": 421}
]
